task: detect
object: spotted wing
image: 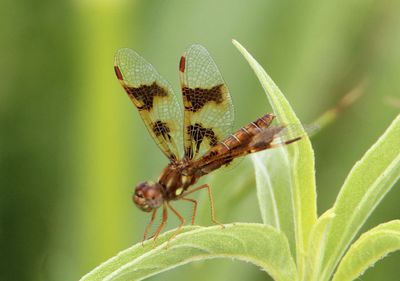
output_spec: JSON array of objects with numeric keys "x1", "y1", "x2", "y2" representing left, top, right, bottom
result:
[
  {"x1": 114, "y1": 48, "x2": 182, "y2": 161},
  {"x1": 179, "y1": 45, "x2": 234, "y2": 160}
]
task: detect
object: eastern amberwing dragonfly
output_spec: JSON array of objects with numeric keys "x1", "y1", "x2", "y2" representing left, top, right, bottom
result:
[{"x1": 114, "y1": 45, "x2": 303, "y2": 242}]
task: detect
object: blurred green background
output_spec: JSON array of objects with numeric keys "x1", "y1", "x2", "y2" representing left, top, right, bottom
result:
[{"x1": 1, "y1": 0, "x2": 399, "y2": 280}]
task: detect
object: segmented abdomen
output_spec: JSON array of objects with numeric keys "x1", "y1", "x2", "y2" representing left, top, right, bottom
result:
[
  {"x1": 220, "y1": 113, "x2": 275, "y2": 153},
  {"x1": 193, "y1": 113, "x2": 275, "y2": 175}
]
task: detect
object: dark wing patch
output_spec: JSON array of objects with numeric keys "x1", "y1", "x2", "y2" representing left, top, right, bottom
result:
[
  {"x1": 115, "y1": 48, "x2": 183, "y2": 161},
  {"x1": 180, "y1": 45, "x2": 234, "y2": 160},
  {"x1": 182, "y1": 84, "x2": 224, "y2": 112},
  {"x1": 186, "y1": 123, "x2": 218, "y2": 159},
  {"x1": 124, "y1": 82, "x2": 168, "y2": 111},
  {"x1": 152, "y1": 120, "x2": 172, "y2": 141}
]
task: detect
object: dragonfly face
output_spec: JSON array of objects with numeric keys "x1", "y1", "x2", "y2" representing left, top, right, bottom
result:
[{"x1": 133, "y1": 181, "x2": 164, "y2": 212}]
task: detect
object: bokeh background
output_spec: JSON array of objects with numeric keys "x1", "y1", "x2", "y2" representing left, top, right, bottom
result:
[{"x1": 1, "y1": 0, "x2": 399, "y2": 280}]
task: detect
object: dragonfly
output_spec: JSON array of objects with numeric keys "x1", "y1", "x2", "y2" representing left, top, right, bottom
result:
[{"x1": 114, "y1": 44, "x2": 304, "y2": 242}]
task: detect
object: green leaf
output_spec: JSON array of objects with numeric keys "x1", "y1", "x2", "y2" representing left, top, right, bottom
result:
[
  {"x1": 332, "y1": 220, "x2": 400, "y2": 281},
  {"x1": 252, "y1": 148, "x2": 296, "y2": 256},
  {"x1": 233, "y1": 39, "x2": 317, "y2": 274},
  {"x1": 80, "y1": 223, "x2": 298, "y2": 281},
  {"x1": 302, "y1": 209, "x2": 336, "y2": 281},
  {"x1": 320, "y1": 114, "x2": 400, "y2": 281},
  {"x1": 80, "y1": 226, "x2": 199, "y2": 281}
]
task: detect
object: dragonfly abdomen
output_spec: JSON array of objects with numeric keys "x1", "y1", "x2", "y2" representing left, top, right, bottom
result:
[{"x1": 221, "y1": 113, "x2": 275, "y2": 151}]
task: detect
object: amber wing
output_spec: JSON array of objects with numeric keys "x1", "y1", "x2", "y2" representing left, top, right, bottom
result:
[
  {"x1": 115, "y1": 48, "x2": 183, "y2": 161},
  {"x1": 179, "y1": 45, "x2": 234, "y2": 160}
]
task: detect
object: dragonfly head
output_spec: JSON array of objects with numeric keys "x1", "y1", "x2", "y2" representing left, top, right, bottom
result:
[{"x1": 133, "y1": 181, "x2": 164, "y2": 212}]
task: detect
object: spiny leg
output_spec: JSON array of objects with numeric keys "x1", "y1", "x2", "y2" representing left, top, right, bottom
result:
[
  {"x1": 142, "y1": 208, "x2": 158, "y2": 244},
  {"x1": 152, "y1": 204, "x2": 168, "y2": 242},
  {"x1": 166, "y1": 201, "x2": 185, "y2": 243},
  {"x1": 181, "y1": 197, "x2": 197, "y2": 225},
  {"x1": 182, "y1": 183, "x2": 224, "y2": 228}
]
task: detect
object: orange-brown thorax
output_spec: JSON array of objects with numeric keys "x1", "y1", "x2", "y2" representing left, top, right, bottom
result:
[{"x1": 157, "y1": 161, "x2": 198, "y2": 199}]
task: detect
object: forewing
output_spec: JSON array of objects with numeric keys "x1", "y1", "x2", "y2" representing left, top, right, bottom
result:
[
  {"x1": 179, "y1": 45, "x2": 234, "y2": 160},
  {"x1": 115, "y1": 48, "x2": 183, "y2": 161}
]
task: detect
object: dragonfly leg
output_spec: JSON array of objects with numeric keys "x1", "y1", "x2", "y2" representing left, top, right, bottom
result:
[
  {"x1": 181, "y1": 197, "x2": 197, "y2": 225},
  {"x1": 182, "y1": 184, "x2": 224, "y2": 228},
  {"x1": 151, "y1": 204, "x2": 168, "y2": 242},
  {"x1": 166, "y1": 201, "x2": 185, "y2": 244},
  {"x1": 142, "y1": 208, "x2": 158, "y2": 245}
]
